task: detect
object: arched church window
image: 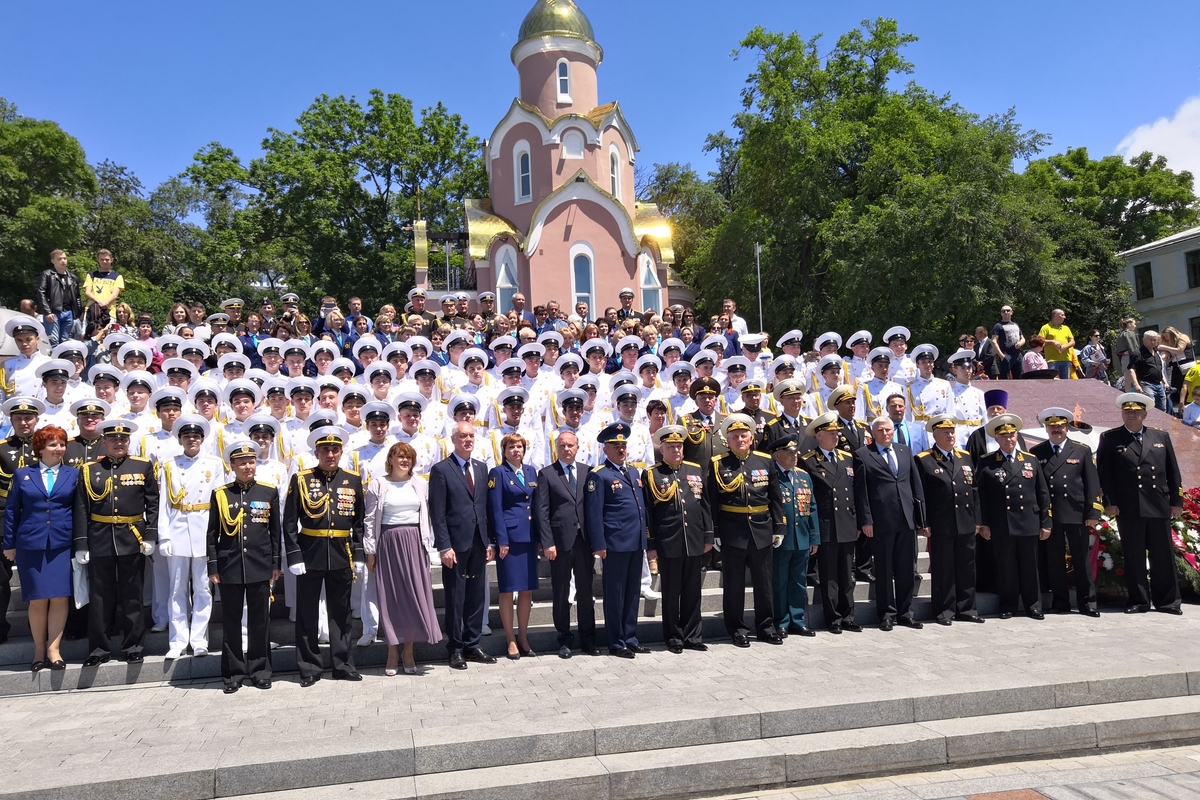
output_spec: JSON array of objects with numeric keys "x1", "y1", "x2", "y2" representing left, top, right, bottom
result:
[
  {"x1": 557, "y1": 60, "x2": 571, "y2": 102},
  {"x1": 609, "y1": 147, "x2": 620, "y2": 197},
  {"x1": 514, "y1": 140, "x2": 532, "y2": 204},
  {"x1": 562, "y1": 129, "x2": 585, "y2": 159},
  {"x1": 640, "y1": 251, "x2": 661, "y2": 313}
]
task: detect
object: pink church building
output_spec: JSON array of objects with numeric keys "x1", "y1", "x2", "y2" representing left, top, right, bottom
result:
[{"x1": 415, "y1": 0, "x2": 678, "y2": 317}]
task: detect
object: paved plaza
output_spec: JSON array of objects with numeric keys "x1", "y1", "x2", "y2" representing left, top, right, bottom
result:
[{"x1": 1, "y1": 607, "x2": 1198, "y2": 798}]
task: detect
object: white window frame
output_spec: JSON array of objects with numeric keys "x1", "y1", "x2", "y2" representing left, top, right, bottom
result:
[
  {"x1": 570, "y1": 242, "x2": 595, "y2": 319},
  {"x1": 556, "y1": 59, "x2": 572, "y2": 103},
  {"x1": 639, "y1": 250, "x2": 662, "y2": 313},
  {"x1": 561, "y1": 128, "x2": 585, "y2": 160},
  {"x1": 495, "y1": 244, "x2": 519, "y2": 314},
  {"x1": 609, "y1": 144, "x2": 621, "y2": 198},
  {"x1": 514, "y1": 139, "x2": 532, "y2": 205}
]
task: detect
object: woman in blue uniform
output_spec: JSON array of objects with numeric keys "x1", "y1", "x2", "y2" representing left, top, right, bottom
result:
[{"x1": 487, "y1": 432, "x2": 540, "y2": 659}]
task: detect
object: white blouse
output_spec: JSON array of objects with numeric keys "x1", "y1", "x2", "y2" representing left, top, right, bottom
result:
[{"x1": 381, "y1": 480, "x2": 421, "y2": 527}]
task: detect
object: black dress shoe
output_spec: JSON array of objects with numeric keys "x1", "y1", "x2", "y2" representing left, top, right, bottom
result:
[
  {"x1": 610, "y1": 647, "x2": 635, "y2": 659},
  {"x1": 667, "y1": 644, "x2": 684, "y2": 654},
  {"x1": 757, "y1": 633, "x2": 784, "y2": 645},
  {"x1": 935, "y1": 618, "x2": 953, "y2": 626},
  {"x1": 842, "y1": 622, "x2": 863, "y2": 633},
  {"x1": 879, "y1": 619, "x2": 894, "y2": 631},
  {"x1": 629, "y1": 643, "x2": 651, "y2": 654},
  {"x1": 253, "y1": 679, "x2": 272, "y2": 690},
  {"x1": 1157, "y1": 607, "x2": 1184, "y2": 615},
  {"x1": 125, "y1": 653, "x2": 144, "y2": 663},
  {"x1": 827, "y1": 624, "x2": 842, "y2": 635},
  {"x1": 954, "y1": 614, "x2": 985, "y2": 623},
  {"x1": 300, "y1": 675, "x2": 321, "y2": 687},
  {"x1": 30, "y1": 660, "x2": 47, "y2": 673},
  {"x1": 1082, "y1": 609, "x2": 1101, "y2": 618},
  {"x1": 1027, "y1": 610, "x2": 1045, "y2": 620},
  {"x1": 49, "y1": 660, "x2": 66, "y2": 671},
  {"x1": 582, "y1": 644, "x2": 601, "y2": 656},
  {"x1": 558, "y1": 646, "x2": 572, "y2": 659},
  {"x1": 998, "y1": 612, "x2": 1013, "y2": 619},
  {"x1": 778, "y1": 628, "x2": 789, "y2": 639},
  {"x1": 789, "y1": 626, "x2": 816, "y2": 637},
  {"x1": 223, "y1": 683, "x2": 239, "y2": 694},
  {"x1": 1125, "y1": 605, "x2": 1150, "y2": 614},
  {"x1": 463, "y1": 648, "x2": 497, "y2": 664},
  {"x1": 682, "y1": 642, "x2": 708, "y2": 651},
  {"x1": 449, "y1": 652, "x2": 468, "y2": 670},
  {"x1": 83, "y1": 654, "x2": 110, "y2": 668},
  {"x1": 898, "y1": 618, "x2": 924, "y2": 630},
  {"x1": 335, "y1": 672, "x2": 363, "y2": 681},
  {"x1": 517, "y1": 644, "x2": 535, "y2": 657},
  {"x1": 732, "y1": 634, "x2": 751, "y2": 648},
  {"x1": 506, "y1": 649, "x2": 521, "y2": 661}
]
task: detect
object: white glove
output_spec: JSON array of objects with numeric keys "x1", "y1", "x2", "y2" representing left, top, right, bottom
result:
[
  {"x1": 713, "y1": 538, "x2": 721, "y2": 552},
  {"x1": 772, "y1": 535, "x2": 784, "y2": 549},
  {"x1": 353, "y1": 561, "x2": 366, "y2": 573},
  {"x1": 76, "y1": 550, "x2": 90, "y2": 565},
  {"x1": 140, "y1": 541, "x2": 156, "y2": 557},
  {"x1": 289, "y1": 563, "x2": 307, "y2": 576},
  {"x1": 158, "y1": 539, "x2": 173, "y2": 557}
]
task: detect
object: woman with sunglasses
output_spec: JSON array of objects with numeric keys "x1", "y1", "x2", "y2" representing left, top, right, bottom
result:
[{"x1": 1079, "y1": 330, "x2": 1110, "y2": 381}]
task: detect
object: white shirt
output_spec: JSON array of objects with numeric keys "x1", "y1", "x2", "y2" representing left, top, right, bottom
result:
[{"x1": 40, "y1": 462, "x2": 59, "y2": 493}]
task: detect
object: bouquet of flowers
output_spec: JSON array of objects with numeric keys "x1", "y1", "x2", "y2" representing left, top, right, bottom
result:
[
  {"x1": 1093, "y1": 488, "x2": 1200, "y2": 597},
  {"x1": 1091, "y1": 514, "x2": 1123, "y2": 586}
]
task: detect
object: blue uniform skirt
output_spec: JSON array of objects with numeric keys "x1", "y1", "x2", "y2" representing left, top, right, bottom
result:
[{"x1": 496, "y1": 541, "x2": 539, "y2": 593}]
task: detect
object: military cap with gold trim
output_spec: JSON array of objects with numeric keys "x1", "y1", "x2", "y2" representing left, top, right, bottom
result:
[
  {"x1": 449, "y1": 393, "x2": 481, "y2": 416},
  {"x1": 868, "y1": 346, "x2": 893, "y2": 364},
  {"x1": 180, "y1": 340, "x2": 211, "y2": 359},
  {"x1": 357, "y1": 401, "x2": 393, "y2": 424},
  {"x1": 410, "y1": 359, "x2": 441, "y2": 379},
  {"x1": 719, "y1": 413, "x2": 756, "y2": 437},
  {"x1": 220, "y1": 298, "x2": 244, "y2": 310},
  {"x1": 224, "y1": 439, "x2": 260, "y2": 463},
  {"x1": 924, "y1": 413, "x2": 958, "y2": 433},
  {"x1": 406, "y1": 287, "x2": 426, "y2": 301},
  {"x1": 847, "y1": 330, "x2": 872, "y2": 348},
  {"x1": 307, "y1": 427, "x2": 347, "y2": 451},
  {"x1": 173, "y1": 414, "x2": 211, "y2": 440},
  {"x1": 188, "y1": 378, "x2": 221, "y2": 404},
  {"x1": 51, "y1": 341, "x2": 87, "y2": 361},
  {"x1": 653, "y1": 424, "x2": 688, "y2": 445},
  {"x1": 1116, "y1": 392, "x2": 1153, "y2": 411},
  {"x1": 911, "y1": 344, "x2": 939, "y2": 362},
  {"x1": 394, "y1": 391, "x2": 428, "y2": 413},
  {"x1": 806, "y1": 410, "x2": 843, "y2": 438},
  {"x1": 611, "y1": 385, "x2": 640, "y2": 405},
  {"x1": 306, "y1": 409, "x2": 338, "y2": 431},
  {"x1": 828, "y1": 385, "x2": 857, "y2": 407},
  {"x1": 205, "y1": 313, "x2": 230, "y2": 326},
  {"x1": 460, "y1": 347, "x2": 488, "y2": 368},
  {"x1": 776, "y1": 329, "x2": 804, "y2": 349},
  {"x1": 814, "y1": 331, "x2": 842, "y2": 351},
  {"x1": 723, "y1": 356, "x2": 752, "y2": 374},
  {"x1": 338, "y1": 383, "x2": 369, "y2": 406},
  {"x1": 120, "y1": 370, "x2": 156, "y2": 392},
  {"x1": 768, "y1": 432, "x2": 800, "y2": 452},
  {"x1": 985, "y1": 413, "x2": 1023, "y2": 437},
  {"x1": 689, "y1": 376, "x2": 721, "y2": 399},
  {"x1": 498, "y1": 358, "x2": 525, "y2": 377},
  {"x1": 117, "y1": 341, "x2": 152, "y2": 364},
  {"x1": 161, "y1": 357, "x2": 198, "y2": 381},
  {"x1": 740, "y1": 378, "x2": 767, "y2": 395},
  {"x1": 557, "y1": 388, "x2": 587, "y2": 408},
  {"x1": 772, "y1": 378, "x2": 806, "y2": 401},
  {"x1": 817, "y1": 353, "x2": 844, "y2": 374},
  {"x1": 365, "y1": 362, "x2": 396, "y2": 383},
  {"x1": 98, "y1": 419, "x2": 138, "y2": 437},
  {"x1": 35, "y1": 359, "x2": 73, "y2": 381},
  {"x1": 246, "y1": 412, "x2": 281, "y2": 436},
  {"x1": 287, "y1": 376, "x2": 318, "y2": 398},
  {"x1": 224, "y1": 378, "x2": 262, "y2": 405},
  {"x1": 770, "y1": 354, "x2": 801, "y2": 375},
  {"x1": 2, "y1": 397, "x2": 45, "y2": 417},
  {"x1": 150, "y1": 386, "x2": 187, "y2": 409},
  {"x1": 1038, "y1": 407, "x2": 1073, "y2": 426},
  {"x1": 70, "y1": 398, "x2": 111, "y2": 417},
  {"x1": 596, "y1": 422, "x2": 632, "y2": 444},
  {"x1": 351, "y1": 337, "x2": 382, "y2": 358},
  {"x1": 498, "y1": 386, "x2": 530, "y2": 407}
]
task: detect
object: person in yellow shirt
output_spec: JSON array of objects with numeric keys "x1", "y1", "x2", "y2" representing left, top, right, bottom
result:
[
  {"x1": 1038, "y1": 309, "x2": 1075, "y2": 380},
  {"x1": 82, "y1": 249, "x2": 124, "y2": 313},
  {"x1": 1184, "y1": 362, "x2": 1200, "y2": 406}
]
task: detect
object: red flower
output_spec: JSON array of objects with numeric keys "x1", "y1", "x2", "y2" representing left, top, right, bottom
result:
[{"x1": 1115, "y1": 568, "x2": 1125, "y2": 576}]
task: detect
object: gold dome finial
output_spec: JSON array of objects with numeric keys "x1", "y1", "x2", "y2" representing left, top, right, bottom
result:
[{"x1": 514, "y1": 0, "x2": 601, "y2": 57}]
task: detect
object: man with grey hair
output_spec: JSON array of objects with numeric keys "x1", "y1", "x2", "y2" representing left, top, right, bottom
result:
[
  {"x1": 1127, "y1": 330, "x2": 1169, "y2": 413},
  {"x1": 854, "y1": 415, "x2": 925, "y2": 630}
]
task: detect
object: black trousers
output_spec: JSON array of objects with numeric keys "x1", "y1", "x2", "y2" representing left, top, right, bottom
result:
[
  {"x1": 993, "y1": 533, "x2": 1041, "y2": 614},
  {"x1": 87, "y1": 553, "x2": 145, "y2": 658},
  {"x1": 659, "y1": 553, "x2": 704, "y2": 646},
  {"x1": 818, "y1": 540, "x2": 856, "y2": 627},
  {"x1": 295, "y1": 568, "x2": 354, "y2": 679},
  {"x1": 1119, "y1": 516, "x2": 1181, "y2": 611},
  {"x1": 929, "y1": 534, "x2": 977, "y2": 621},
  {"x1": 442, "y1": 542, "x2": 486, "y2": 654},
  {"x1": 871, "y1": 528, "x2": 917, "y2": 622},
  {"x1": 722, "y1": 540, "x2": 775, "y2": 637},
  {"x1": 0, "y1": 554, "x2": 11, "y2": 641},
  {"x1": 550, "y1": 537, "x2": 596, "y2": 648},
  {"x1": 1039, "y1": 523, "x2": 1096, "y2": 612},
  {"x1": 854, "y1": 533, "x2": 874, "y2": 581},
  {"x1": 218, "y1": 580, "x2": 272, "y2": 685}
]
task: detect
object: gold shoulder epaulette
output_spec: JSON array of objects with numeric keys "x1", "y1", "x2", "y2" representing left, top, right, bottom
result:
[
  {"x1": 710, "y1": 455, "x2": 723, "y2": 463},
  {"x1": 752, "y1": 450, "x2": 770, "y2": 459},
  {"x1": 765, "y1": 418, "x2": 780, "y2": 427},
  {"x1": 345, "y1": 466, "x2": 360, "y2": 477},
  {"x1": 801, "y1": 450, "x2": 818, "y2": 459},
  {"x1": 130, "y1": 455, "x2": 149, "y2": 463},
  {"x1": 917, "y1": 451, "x2": 931, "y2": 458},
  {"x1": 954, "y1": 447, "x2": 968, "y2": 456},
  {"x1": 682, "y1": 460, "x2": 700, "y2": 468},
  {"x1": 298, "y1": 468, "x2": 313, "y2": 477},
  {"x1": 256, "y1": 481, "x2": 278, "y2": 489}
]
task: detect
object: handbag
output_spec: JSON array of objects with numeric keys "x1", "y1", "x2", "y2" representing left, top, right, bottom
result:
[{"x1": 72, "y1": 558, "x2": 90, "y2": 609}]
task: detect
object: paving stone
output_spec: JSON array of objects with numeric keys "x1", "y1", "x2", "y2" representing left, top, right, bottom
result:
[
  {"x1": 588, "y1": 699, "x2": 761, "y2": 754},
  {"x1": 414, "y1": 755, "x2": 609, "y2": 800},
  {"x1": 777, "y1": 724, "x2": 947, "y2": 784},
  {"x1": 599, "y1": 738, "x2": 787, "y2": 800},
  {"x1": 213, "y1": 732, "x2": 414, "y2": 796},
  {"x1": 411, "y1": 714, "x2": 593, "y2": 774}
]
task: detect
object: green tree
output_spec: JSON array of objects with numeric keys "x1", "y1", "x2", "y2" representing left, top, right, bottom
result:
[
  {"x1": 639, "y1": 162, "x2": 727, "y2": 294},
  {"x1": 0, "y1": 99, "x2": 96, "y2": 307},
  {"x1": 188, "y1": 90, "x2": 487, "y2": 311}
]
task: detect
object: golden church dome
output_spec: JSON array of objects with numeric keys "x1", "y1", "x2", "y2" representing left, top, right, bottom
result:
[{"x1": 516, "y1": 0, "x2": 598, "y2": 49}]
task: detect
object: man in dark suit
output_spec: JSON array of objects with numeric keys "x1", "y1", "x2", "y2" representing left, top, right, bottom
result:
[
  {"x1": 1031, "y1": 408, "x2": 1102, "y2": 616},
  {"x1": 854, "y1": 416, "x2": 925, "y2": 630},
  {"x1": 914, "y1": 415, "x2": 983, "y2": 625},
  {"x1": 801, "y1": 412, "x2": 862, "y2": 634},
  {"x1": 976, "y1": 414, "x2": 1051, "y2": 620},
  {"x1": 429, "y1": 421, "x2": 498, "y2": 670},
  {"x1": 584, "y1": 422, "x2": 649, "y2": 658},
  {"x1": 535, "y1": 429, "x2": 598, "y2": 659},
  {"x1": 1097, "y1": 393, "x2": 1184, "y2": 614}
]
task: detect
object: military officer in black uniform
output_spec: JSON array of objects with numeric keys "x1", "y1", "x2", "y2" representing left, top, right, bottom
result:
[
  {"x1": 645, "y1": 425, "x2": 713, "y2": 653},
  {"x1": 64, "y1": 398, "x2": 110, "y2": 470},
  {"x1": 829, "y1": 385, "x2": 874, "y2": 584},
  {"x1": 681, "y1": 377, "x2": 727, "y2": 465},
  {"x1": 73, "y1": 419, "x2": 159, "y2": 665},
  {"x1": 1031, "y1": 407, "x2": 1102, "y2": 616},
  {"x1": 801, "y1": 411, "x2": 862, "y2": 633},
  {"x1": 284, "y1": 427, "x2": 365, "y2": 686},
  {"x1": 709, "y1": 414, "x2": 784, "y2": 647},
  {"x1": 208, "y1": 441, "x2": 282, "y2": 693},
  {"x1": 976, "y1": 414, "x2": 1051, "y2": 620},
  {"x1": 0, "y1": 397, "x2": 44, "y2": 644},
  {"x1": 1097, "y1": 392, "x2": 1184, "y2": 614},
  {"x1": 914, "y1": 414, "x2": 983, "y2": 625},
  {"x1": 759, "y1": 378, "x2": 810, "y2": 452}
]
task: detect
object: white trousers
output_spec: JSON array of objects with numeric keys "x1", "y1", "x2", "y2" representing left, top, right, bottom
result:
[
  {"x1": 350, "y1": 566, "x2": 379, "y2": 638},
  {"x1": 144, "y1": 549, "x2": 171, "y2": 627},
  {"x1": 167, "y1": 555, "x2": 212, "y2": 650}
]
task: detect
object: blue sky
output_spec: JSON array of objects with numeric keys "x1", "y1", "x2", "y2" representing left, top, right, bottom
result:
[{"x1": 5, "y1": 1, "x2": 1200, "y2": 193}]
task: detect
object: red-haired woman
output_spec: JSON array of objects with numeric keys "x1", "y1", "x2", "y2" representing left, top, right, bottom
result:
[{"x1": 2, "y1": 425, "x2": 79, "y2": 671}]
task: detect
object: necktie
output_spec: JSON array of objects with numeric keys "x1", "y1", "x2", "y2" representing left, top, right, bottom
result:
[
  {"x1": 45, "y1": 467, "x2": 55, "y2": 493},
  {"x1": 517, "y1": 468, "x2": 526, "y2": 486},
  {"x1": 884, "y1": 447, "x2": 897, "y2": 476},
  {"x1": 464, "y1": 460, "x2": 474, "y2": 495},
  {"x1": 566, "y1": 465, "x2": 577, "y2": 490},
  {"x1": 896, "y1": 424, "x2": 907, "y2": 446},
  {"x1": 1052, "y1": 444, "x2": 1060, "y2": 456}
]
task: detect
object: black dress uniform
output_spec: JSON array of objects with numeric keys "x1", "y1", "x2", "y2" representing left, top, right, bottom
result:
[
  {"x1": 208, "y1": 479, "x2": 282, "y2": 688},
  {"x1": 645, "y1": 456, "x2": 713, "y2": 650},
  {"x1": 709, "y1": 436, "x2": 784, "y2": 643},
  {"x1": 801, "y1": 445, "x2": 860, "y2": 631},
  {"x1": 1097, "y1": 422, "x2": 1183, "y2": 612},
  {"x1": 836, "y1": 414, "x2": 874, "y2": 583},
  {"x1": 73, "y1": 451, "x2": 159, "y2": 661},
  {"x1": 976, "y1": 447, "x2": 1051, "y2": 617},
  {"x1": 758, "y1": 413, "x2": 812, "y2": 454},
  {"x1": 0, "y1": 432, "x2": 36, "y2": 644},
  {"x1": 1031, "y1": 437, "x2": 1102, "y2": 614},
  {"x1": 681, "y1": 412, "x2": 727, "y2": 465},
  {"x1": 914, "y1": 442, "x2": 981, "y2": 622},
  {"x1": 63, "y1": 434, "x2": 104, "y2": 638},
  {"x1": 283, "y1": 465, "x2": 365, "y2": 681}
]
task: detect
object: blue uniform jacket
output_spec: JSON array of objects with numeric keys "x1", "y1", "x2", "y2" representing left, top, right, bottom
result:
[
  {"x1": 487, "y1": 462, "x2": 539, "y2": 547},
  {"x1": 584, "y1": 461, "x2": 647, "y2": 553},
  {"x1": 777, "y1": 466, "x2": 820, "y2": 550},
  {"x1": 3, "y1": 465, "x2": 79, "y2": 551}
]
